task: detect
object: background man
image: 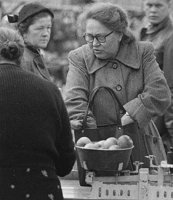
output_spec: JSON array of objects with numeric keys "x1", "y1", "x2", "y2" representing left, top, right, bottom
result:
[{"x1": 140, "y1": 0, "x2": 173, "y2": 152}]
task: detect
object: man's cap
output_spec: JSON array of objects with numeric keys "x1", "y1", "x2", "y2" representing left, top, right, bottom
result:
[{"x1": 17, "y1": 3, "x2": 54, "y2": 25}]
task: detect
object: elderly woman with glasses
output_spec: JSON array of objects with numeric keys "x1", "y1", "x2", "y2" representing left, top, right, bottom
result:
[{"x1": 64, "y1": 2, "x2": 171, "y2": 173}]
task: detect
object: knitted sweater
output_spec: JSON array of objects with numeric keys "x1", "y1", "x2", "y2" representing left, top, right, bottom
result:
[{"x1": 0, "y1": 63, "x2": 75, "y2": 177}]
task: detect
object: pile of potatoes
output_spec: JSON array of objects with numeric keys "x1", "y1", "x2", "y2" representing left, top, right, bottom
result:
[{"x1": 76, "y1": 135, "x2": 133, "y2": 150}]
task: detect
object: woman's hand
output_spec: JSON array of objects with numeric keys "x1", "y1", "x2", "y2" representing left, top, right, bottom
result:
[
  {"x1": 70, "y1": 117, "x2": 97, "y2": 130},
  {"x1": 121, "y1": 112, "x2": 134, "y2": 126},
  {"x1": 70, "y1": 120, "x2": 83, "y2": 130}
]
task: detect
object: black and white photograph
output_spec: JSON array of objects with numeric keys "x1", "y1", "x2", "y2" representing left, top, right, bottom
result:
[{"x1": 0, "y1": 0, "x2": 173, "y2": 199}]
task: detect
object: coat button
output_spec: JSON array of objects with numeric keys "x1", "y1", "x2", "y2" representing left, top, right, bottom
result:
[
  {"x1": 113, "y1": 63, "x2": 118, "y2": 69},
  {"x1": 116, "y1": 84, "x2": 122, "y2": 91},
  {"x1": 153, "y1": 137, "x2": 158, "y2": 144}
]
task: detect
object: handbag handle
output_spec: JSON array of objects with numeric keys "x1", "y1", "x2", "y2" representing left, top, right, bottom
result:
[{"x1": 82, "y1": 86, "x2": 126, "y2": 129}]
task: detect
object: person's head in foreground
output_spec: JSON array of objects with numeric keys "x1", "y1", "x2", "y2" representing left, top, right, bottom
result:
[{"x1": 0, "y1": 26, "x2": 24, "y2": 65}]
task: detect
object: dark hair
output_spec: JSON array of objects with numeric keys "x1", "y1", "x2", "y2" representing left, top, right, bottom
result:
[
  {"x1": 0, "y1": 27, "x2": 24, "y2": 64},
  {"x1": 18, "y1": 12, "x2": 53, "y2": 36},
  {"x1": 83, "y1": 3, "x2": 135, "y2": 43}
]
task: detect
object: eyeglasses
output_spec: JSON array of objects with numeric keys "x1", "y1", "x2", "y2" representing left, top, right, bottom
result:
[{"x1": 83, "y1": 31, "x2": 114, "y2": 43}]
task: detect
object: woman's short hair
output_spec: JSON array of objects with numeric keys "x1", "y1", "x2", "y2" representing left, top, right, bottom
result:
[
  {"x1": 0, "y1": 27, "x2": 24, "y2": 64},
  {"x1": 83, "y1": 3, "x2": 135, "y2": 43}
]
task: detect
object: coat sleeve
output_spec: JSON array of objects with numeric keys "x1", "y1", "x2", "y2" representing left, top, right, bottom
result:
[
  {"x1": 53, "y1": 87, "x2": 76, "y2": 177},
  {"x1": 124, "y1": 43, "x2": 171, "y2": 128},
  {"x1": 64, "y1": 48, "x2": 96, "y2": 124}
]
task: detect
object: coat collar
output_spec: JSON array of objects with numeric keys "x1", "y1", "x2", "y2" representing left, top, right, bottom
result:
[
  {"x1": 144, "y1": 16, "x2": 172, "y2": 35},
  {"x1": 82, "y1": 41, "x2": 140, "y2": 74},
  {"x1": 25, "y1": 44, "x2": 40, "y2": 55}
]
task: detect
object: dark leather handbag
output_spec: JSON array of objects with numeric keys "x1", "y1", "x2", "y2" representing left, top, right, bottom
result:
[
  {"x1": 78, "y1": 86, "x2": 126, "y2": 138},
  {"x1": 74, "y1": 86, "x2": 126, "y2": 186}
]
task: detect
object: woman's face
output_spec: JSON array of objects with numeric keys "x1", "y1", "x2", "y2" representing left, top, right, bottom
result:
[
  {"x1": 85, "y1": 19, "x2": 122, "y2": 59},
  {"x1": 23, "y1": 15, "x2": 52, "y2": 49}
]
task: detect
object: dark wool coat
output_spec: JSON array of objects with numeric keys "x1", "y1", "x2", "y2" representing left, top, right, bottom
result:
[
  {"x1": 64, "y1": 40, "x2": 171, "y2": 167},
  {"x1": 21, "y1": 45, "x2": 51, "y2": 80},
  {"x1": 0, "y1": 64, "x2": 75, "y2": 200}
]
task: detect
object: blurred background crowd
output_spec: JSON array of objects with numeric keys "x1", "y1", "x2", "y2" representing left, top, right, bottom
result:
[{"x1": 0, "y1": 0, "x2": 168, "y2": 88}]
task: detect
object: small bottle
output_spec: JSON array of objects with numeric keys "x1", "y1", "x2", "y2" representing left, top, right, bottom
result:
[{"x1": 167, "y1": 147, "x2": 173, "y2": 173}]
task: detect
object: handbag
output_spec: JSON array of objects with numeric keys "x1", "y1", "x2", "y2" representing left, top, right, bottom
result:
[
  {"x1": 81, "y1": 86, "x2": 126, "y2": 139},
  {"x1": 74, "y1": 86, "x2": 126, "y2": 186}
]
